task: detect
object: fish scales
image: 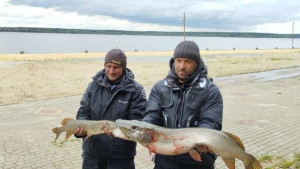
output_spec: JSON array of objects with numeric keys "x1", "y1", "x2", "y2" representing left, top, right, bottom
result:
[
  {"x1": 115, "y1": 119, "x2": 262, "y2": 169},
  {"x1": 52, "y1": 118, "x2": 117, "y2": 141}
]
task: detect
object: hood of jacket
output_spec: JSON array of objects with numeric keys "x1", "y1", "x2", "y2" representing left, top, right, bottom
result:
[{"x1": 166, "y1": 57, "x2": 208, "y2": 88}]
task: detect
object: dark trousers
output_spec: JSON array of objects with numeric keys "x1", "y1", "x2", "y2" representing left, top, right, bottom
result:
[
  {"x1": 153, "y1": 154, "x2": 215, "y2": 169},
  {"x1": 82, "y1": 153, "x2": 135, "y2": 169}
]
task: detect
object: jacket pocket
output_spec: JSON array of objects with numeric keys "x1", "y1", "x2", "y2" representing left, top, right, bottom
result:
[
  {"x1": 185, "y1": 88, "x2": 207, "y2": 110},
  {"x1": 159, "y1": 88, "x2": 175, "y2": 127},
  {"x1": 159, "y1": 90, "x2": 174, "y2": 108}
]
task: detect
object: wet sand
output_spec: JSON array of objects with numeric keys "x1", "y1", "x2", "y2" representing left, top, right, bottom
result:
[{"x1": 1, "y1": 49, "x2": 299, "y2": 105}]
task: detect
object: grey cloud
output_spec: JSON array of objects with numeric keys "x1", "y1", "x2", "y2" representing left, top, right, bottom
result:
[{"x1": 9, "y1": 0, "x2": 300, "y2": 31}]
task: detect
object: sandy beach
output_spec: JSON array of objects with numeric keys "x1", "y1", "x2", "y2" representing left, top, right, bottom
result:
[{"x1": 1, "y1": 49, "x2": 299, "y2": 105}]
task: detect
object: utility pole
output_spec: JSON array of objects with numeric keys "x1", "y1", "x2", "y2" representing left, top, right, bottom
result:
[
  {"x1": 292, "y1": 22, "x2": 294, "y2": 49},
  {"x1": 183, "y1": 12, "x2": 186, "y2": 40}
]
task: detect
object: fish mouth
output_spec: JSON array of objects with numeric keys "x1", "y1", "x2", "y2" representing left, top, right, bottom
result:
[
  {"x1": 116, "y1": 127, "x2": 139, "y2": 141},
  {"x1": 116, "y1": 119, "x2": 142, "y2": 132},
  {"x1": 116, "y1": 119, "x2": 155, "y2": 143},
  {"x1": 115, "y1": 119, "x2": 135, "y2": 138}
]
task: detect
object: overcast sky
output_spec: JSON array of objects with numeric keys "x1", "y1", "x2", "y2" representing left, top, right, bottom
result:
[{"x1": 0, "y1": 0, "x2": 299, "y2": 34}]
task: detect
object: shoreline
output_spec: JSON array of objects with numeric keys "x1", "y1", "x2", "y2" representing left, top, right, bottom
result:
[
  {"x1": 1, "y1": 48, "x2": 299, "y2": 61},
  {"x1": 1, "y1": 49, "x2": 299, "y2": 105}
]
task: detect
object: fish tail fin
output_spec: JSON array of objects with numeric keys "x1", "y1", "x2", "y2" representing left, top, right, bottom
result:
[
  {"x1": 245, "y1": 154, "x2": 262, "y2": 169},
  {"x1": 224, "y1": 131, "x2": 245, "y2": 150},
  {"x1": 223, "y1": 131, "x2": 262, "y2": 169},
  {"x1": 222, "y1": 131, "x2": 245, "y2": 168},
  {"x1": 61, "y1": 118, "x2": 74, "y2": 126},
  {"x1": 52, "y1": 127, "x2": 61, "y2": 141},
  {"x1": 222, "y1": 158, "x2": 235, "y2": 169}
]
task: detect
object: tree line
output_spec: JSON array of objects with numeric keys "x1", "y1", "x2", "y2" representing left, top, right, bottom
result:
[{"x1": 0, "y1": 27, "x2": 299, "y2": 38}]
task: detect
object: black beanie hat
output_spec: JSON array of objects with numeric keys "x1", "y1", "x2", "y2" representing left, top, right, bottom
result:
[
  {"x1": 104, "y1": 49, "x2": 127, "y2": 69},
  {"x1": 173, "y1": 40, "x2": 201, "y2": 64}
]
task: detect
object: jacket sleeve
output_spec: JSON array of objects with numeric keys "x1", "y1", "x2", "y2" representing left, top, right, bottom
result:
[
  {"x1": 76, "y1": 82, "x2": 93, "y2": 120},
  {"x1": 198, "y1": 82, "x2": 223, "y2": 130},
  {"x1": 127, "y1": 83, "x2": 147, "y2": 120},
  {"x1": 142, "y1": 82, "x2": 164, "y2": 126}
]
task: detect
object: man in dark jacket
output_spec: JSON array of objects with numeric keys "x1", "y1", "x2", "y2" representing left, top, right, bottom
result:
[
  {"x1": 143, "y1": 40, "x2": 223, "y2": 169},
  {"x1": 74, "y1": 49, "x2": 147, "y2": 169}
]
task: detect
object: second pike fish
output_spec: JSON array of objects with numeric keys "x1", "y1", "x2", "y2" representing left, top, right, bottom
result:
[
  {"x1": 115, "y1": 119, "x2": 262, "y2": 169},
  {"x1": 52, "y1": 118, "x2": 117, "y2": 141}
]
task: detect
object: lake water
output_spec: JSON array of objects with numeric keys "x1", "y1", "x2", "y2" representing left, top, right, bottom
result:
[{"x1": 0, "y1": 32, "x2": 298, "y2": 54}]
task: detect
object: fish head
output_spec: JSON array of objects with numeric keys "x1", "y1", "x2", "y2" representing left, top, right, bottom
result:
[
  {"x1": 101, "y1": 121, "x2": 118, "y2": 132},
  {"x1": 116, "y1": 119, "x2": 156, "y2": 144}
]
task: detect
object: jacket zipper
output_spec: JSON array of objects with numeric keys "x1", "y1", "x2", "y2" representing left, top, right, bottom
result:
[{"x1": 177, "y1": 90, "x2": 188, "y2": 128}]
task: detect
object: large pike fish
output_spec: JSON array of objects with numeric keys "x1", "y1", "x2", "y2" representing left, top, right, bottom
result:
[
  {"x1": 115, "y1": 119, "x2": 262, "y2": 169},
  {"x1": 52, "y1": 118, "x2": 117, "y2": 141}
]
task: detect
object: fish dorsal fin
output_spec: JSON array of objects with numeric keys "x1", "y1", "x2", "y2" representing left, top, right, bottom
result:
[
  {"x1": 62, "y1": 118, "x2": 74, "y2": 126},
  {"x1": 224, "y1": 131, "x2": 245, "y2": 151}
]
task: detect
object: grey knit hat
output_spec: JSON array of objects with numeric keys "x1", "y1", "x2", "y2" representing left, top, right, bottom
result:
[
  {"x1": 173, "y1": 40, "x2": 201, "y2": 64},
  {"x1": 104, "y1": 49, "x2": 127, "y2": 69}
]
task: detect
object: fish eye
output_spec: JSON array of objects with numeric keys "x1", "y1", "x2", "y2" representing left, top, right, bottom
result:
[{"x1": 132, "y1": 126, "x2": 137, "y2": 130}]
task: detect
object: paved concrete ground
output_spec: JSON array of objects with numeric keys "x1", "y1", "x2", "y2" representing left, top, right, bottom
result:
[{"x1": 0, "y1": 67, "x2": 299, "y2": 169}]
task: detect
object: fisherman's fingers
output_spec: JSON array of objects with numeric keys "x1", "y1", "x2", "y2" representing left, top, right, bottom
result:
[
  {"x1": 196, "y1": 145, "x2": 206, "y2": 153},
  {"x1": 74, "y1": 128, "x2": 87, "y2": 136},
  {"x1": 195, "y1": 145, "x2": 213, "y2": 154},
  {"x1": 102, "y1": 127, "x2": 113, "y2": 136}
]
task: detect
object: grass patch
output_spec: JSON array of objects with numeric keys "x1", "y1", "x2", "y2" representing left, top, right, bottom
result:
[
  {"x1": 259, "y1": 154, "x2": 273, "y2": 162},
  {"x1": 260, "y1": 153, "x2": 300, "y2": 169},
  {"x1": 270, "y1": 57, "x2": 283, "y2": 61},
  {"x1": 269, "y1": 57, "x2": 294, "y2": 61}
]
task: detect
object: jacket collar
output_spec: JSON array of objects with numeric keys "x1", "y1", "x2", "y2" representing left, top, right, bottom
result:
[{"x1": 165, "y1": 58, "x2": 208, "y2": 88}]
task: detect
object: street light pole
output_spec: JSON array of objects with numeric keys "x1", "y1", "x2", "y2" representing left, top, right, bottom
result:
[
  {"x1": 292, "y1": 22, "x2": 294, "y2": 49},
  {"x1": 183, "y1": 12, "x2": 186, "y2": 40}
]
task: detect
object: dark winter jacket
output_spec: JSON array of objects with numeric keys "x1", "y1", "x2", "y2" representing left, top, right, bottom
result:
[
  {"x1": 76, "y1": 68, "x2": 147, "y2": 158},
  {"x1": 143, "y1": 58, "x2": 223, "y2": 167}
]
